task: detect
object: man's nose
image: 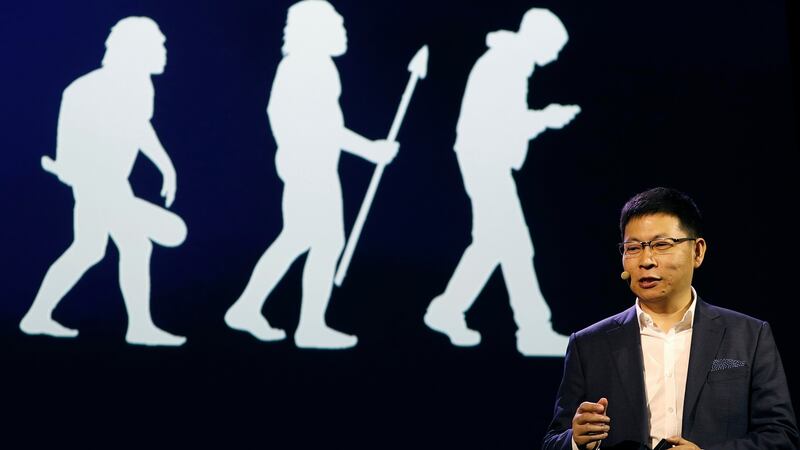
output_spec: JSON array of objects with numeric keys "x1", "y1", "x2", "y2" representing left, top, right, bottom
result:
[{"x1": 638, "y1": 245, "x2": 657, "y2": 268}]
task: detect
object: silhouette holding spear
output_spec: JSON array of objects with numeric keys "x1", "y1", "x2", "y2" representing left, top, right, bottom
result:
[{"x1": 226, "y1": 0, "x2": 424, "y2": 349}]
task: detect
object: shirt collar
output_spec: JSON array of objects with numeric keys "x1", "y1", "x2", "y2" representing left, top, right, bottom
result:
[{"x1": 635, "y1": 287, "x2": 697, "y2": 333}]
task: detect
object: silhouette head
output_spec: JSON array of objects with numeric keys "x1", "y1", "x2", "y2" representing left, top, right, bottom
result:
[
  {"x1": 282, "y1": 0, "x2": 347, "y2": 57},
  {"x1": 102, "y1": 17, "x2": 167, "y2": 75},
  {"x1": 516, "y1": 8, "x2": 568, "y2": 66}
]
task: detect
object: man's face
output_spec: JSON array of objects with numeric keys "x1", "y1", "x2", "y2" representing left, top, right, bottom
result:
[{"x1": 622, "y1": 213, "x2": 706, "y2": 308}]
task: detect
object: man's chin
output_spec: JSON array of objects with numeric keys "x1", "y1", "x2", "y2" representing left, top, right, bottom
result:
[{"x1": 633, "y1": 289, "x2": 666, "y2": 305}]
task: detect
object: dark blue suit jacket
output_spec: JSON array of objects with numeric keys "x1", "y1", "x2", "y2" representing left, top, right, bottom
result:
[{"x1": 542, "y1": 299, "x2": 798, "y2": 450}]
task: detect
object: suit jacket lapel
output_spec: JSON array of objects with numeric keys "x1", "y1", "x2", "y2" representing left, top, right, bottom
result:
[
  {"x1": 682, "y1": 298, "x2": 724, "y2": 435},
  {"x1": 607, "y1": 306, "x2": 649, "y2": 444}
]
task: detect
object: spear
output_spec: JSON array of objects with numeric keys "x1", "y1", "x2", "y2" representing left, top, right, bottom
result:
[{"x1": 334, "y1": 45, "x2": 429, "y2": 286}]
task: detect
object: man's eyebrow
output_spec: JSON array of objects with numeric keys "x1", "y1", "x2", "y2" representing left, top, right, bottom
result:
[{"x1": 623, "y1": 233, "x2": 671, "y2": 241}]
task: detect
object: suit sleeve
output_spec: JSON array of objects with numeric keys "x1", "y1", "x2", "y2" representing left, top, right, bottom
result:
[
  {"x1": 543, "y1": 333, "x2": 586, "y2": 450},
  {"x1": 706, "y1": 322, "x2": 799, "y2": 450}
]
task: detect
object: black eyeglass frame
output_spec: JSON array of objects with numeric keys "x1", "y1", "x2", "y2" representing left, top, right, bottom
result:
[{"x1": 618, "y1": 237, "x2": 697, "y2": 256}]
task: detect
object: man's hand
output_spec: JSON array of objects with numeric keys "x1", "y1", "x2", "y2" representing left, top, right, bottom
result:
[
  {"x1": 370, "y1": 139, "x2": 399, "y2": 165},
  {"x1": 666, "y1": 436, "x2": 701, "y2": 450},
  {"x1": 161, "y1": 168, "x2": 177, "y2": 208},
  {"x1": 572, "y1": 397, "x2": 610, "y2": 450},
  {"x1": 543, "y1": 103, "x2": 581, "y2": 129}
]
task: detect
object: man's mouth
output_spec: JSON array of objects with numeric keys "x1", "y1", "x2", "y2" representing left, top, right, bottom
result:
[{"x1": 638, "y1": 277, "x2": 661, "y2": 288}]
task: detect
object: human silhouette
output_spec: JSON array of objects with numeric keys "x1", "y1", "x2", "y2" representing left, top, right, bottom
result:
[
  {"x1": 20, "y1": 17, "x2": 188, "y2": 346},
  {"x1": 424, "y1": 8, "x2": 580, "y2": 356},
  {"x1": 224, "y1": 0, "x2": 398, "y2": 349}
]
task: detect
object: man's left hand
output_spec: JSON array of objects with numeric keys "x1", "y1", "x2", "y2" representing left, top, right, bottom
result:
[{"x1": 666, "y1": 436, "x2": 701, "y2": 450}]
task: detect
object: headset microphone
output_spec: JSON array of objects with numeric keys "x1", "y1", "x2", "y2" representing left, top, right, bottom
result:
[{"x1": 620, "y1": 271, "x2": 630, "y2": 281}]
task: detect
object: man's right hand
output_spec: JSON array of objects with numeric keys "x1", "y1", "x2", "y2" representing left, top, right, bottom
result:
[{"x1": 572, "y1": 397, "x2": 610, "y2": 450}]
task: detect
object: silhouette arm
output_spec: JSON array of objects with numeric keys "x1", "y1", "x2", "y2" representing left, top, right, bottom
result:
[
  {"x1": 340, "y1": 128, "x2": 398, "y2": 165},
  {"x1": 528, "y1": 104, "x2": 581, "y2": 139},
  {"x1": 50, "y1": 95, "x2": 85, "y2": 187},
  {"x1": 140, "y1": 122, "x2": 177, "y2": 207},
  {"x1": 525, "y1": 109, "x2": 550, "y2": 140},
  {"x1": 512, "y1": 104, "x2": 581, "y2": 169}
]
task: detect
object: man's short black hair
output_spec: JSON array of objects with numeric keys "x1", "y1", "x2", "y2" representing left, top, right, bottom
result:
[{"x1": 619, "y1": 187, "x2": 703, "y2": 239}]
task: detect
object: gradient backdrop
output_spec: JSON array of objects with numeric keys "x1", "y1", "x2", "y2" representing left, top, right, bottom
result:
[{"x1": 2, "y1": 0, "x2": 798, "y2": 447}]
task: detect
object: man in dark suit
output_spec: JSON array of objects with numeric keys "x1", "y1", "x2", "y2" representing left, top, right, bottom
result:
[{"x1": 542, "y1": 187, "x2": 798, "y2": 450}]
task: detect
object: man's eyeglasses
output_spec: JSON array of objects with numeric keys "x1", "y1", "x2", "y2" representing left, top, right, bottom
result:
[{"x1": 618, "y1": 237, "x2": 696, "y2": 257}]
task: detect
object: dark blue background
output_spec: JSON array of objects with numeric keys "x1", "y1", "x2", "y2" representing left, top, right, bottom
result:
[{"x1": 2, "y1": 0, "x2": 798, "y2": 447}]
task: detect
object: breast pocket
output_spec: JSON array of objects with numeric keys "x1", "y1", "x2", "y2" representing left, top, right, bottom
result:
[{"x1": 707, "y1": 366, "x2": 749, "y2": 383}]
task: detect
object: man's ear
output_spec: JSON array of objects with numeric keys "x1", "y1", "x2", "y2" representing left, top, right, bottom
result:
[{"x1": 693, "y1": 238, "x2": 707, "y2": 268}]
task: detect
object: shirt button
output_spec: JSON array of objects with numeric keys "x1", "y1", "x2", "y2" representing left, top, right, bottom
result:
[
  {"x1": 668, "y1": 407, "x2": 675, "y2": 413},
  {"x1": 666, "y1": 370, "x2": 673, "y2": 378}
]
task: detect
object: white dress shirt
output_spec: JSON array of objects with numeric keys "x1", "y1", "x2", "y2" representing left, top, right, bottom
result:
[{"x1": 637, "y1": 287, "x2": 696, "y2": 449}]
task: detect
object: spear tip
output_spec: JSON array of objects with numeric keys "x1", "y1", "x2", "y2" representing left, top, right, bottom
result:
[{"x1": 408, "y1": 45, "x2": 429, "y2": 79}]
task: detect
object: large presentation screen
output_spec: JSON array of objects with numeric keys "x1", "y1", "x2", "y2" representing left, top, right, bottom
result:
[{"x1": 2, "y1": 0, "x2": 797, "y2": 447}]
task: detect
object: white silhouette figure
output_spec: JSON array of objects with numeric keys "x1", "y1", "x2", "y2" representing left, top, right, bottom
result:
[
  {"x1": 424, "y1": 8, "x2": 580, "y2": 357},
  {"x1": 20, "y1": 17, "x2": 188, "y2": 346},
  {"x1": 224, "y1": 0, "x2": 398, "y2": 349}
]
